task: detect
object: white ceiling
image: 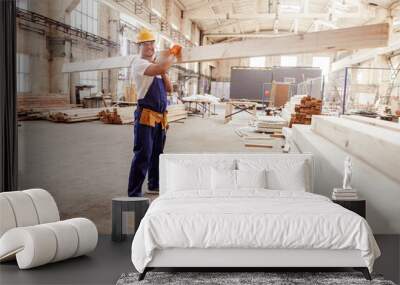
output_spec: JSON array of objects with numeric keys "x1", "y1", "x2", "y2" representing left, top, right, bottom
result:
[{"x1": 179, "y1": 0, "x2": 399, "y2": 42}]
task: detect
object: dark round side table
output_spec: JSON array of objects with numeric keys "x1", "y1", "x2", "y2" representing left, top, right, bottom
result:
[{"x1": 112, "y1": 197, "x2": 149, "y2": 242}]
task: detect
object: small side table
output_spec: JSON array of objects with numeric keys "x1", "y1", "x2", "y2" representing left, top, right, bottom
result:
[
  {"x1": 332, "y1": 199, "x2": 366, "y2": 218},
  {"x1": 112, "y1": 197, "x2": 150, "y2": 242}
]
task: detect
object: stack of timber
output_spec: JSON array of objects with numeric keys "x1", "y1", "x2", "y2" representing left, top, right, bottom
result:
[
  {"x1": 289, "y1": 96, "x2": 322, "y2": 127},
  {"x1": 167, "y1": 104, "x2": 187, "y2": 123},
  {"x1": 17, "y1": 94, "x2": 69, "y2": 110},
  {"x1": 252, "y1": 115, "x2": 288, "y2": 133},
  {"x1": 17, "y1": 94, "x2": 72, "y2": 121},
  {"x1": 99, "y1": 107, "x2": 135, "y2": 124},
  {"x1": 18, "y1": 105, "x2": 78, "y2": 121},
  {"x1": 281, "y1": 95, "x2": 307, "y2": 122},
  {"x1": 47, "y1": 108, "x2": 106, "y2": 123},
  {"x1": 235, "y1": 126, "x2": 285, "y2": 150}
]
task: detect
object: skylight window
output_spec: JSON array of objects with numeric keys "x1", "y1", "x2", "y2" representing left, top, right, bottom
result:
[
  {"x1": 279, "y1": 4, "x2": 301, "y2": 13},
  {"x1": 249, "y1": 57, "x2": 266, "y2": 68},
  {"x1": 281, "y1": 56, "x2": 297, "y2": 67},
  {"x1": 312, "y1": 56, "x2": 330, "y2": 78}
]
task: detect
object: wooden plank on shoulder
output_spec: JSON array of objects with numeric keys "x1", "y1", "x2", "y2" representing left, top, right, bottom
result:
[{"x1": 178, "y1": 24, "x2": 388, "y2": 63}]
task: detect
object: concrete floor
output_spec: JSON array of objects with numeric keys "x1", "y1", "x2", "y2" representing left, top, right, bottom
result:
[
  {"x1": 6, "y1": 105, "x2": 399, "y2": 284},
  {"x1": 0, "y1": 235, "x2": 397, "y2": 285},
  {"x1": 17, "y1": 105, "x2": 283, "y2": 234},
  {"x1": 0, "y1": 235, "x2": 133, "y2": 285}
]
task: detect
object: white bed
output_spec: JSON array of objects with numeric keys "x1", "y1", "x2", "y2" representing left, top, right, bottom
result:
[{"x1": 131, "y1": 153, "x2": 380, "y2": 280}]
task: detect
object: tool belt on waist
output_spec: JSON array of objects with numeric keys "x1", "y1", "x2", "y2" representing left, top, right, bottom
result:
[{"x1": 139, "y1": 108, "x2": 168, "y2": 129}]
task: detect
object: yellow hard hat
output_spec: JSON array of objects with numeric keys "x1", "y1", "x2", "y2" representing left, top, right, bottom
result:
[{"x1": 136, "y1": 28, "x2": 156, "y2": 43}]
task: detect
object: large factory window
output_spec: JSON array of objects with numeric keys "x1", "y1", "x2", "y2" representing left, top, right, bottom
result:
[
  {"x1": 72, "y1": 0, "x2": 100, "y2": 94},
  {"x1": 71, "y1": 0, "x2": 99, "y2": 35},
  {"x1": 16, "y1": 53, "x2": 31, "y2": 93}
]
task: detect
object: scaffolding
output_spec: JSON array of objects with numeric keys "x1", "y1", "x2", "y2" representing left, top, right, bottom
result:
[
  {"x1": 297, "y1": 77, "x2": 324, "y2": 99},
  {"x1": 16, "y1": 8, "x2": 119, "y2": 48},
  {"x1": 340, "y1": 67, "x2": 400, "y2": 115},
  {"x1": 107, "y1": 0, "x2": 195, "y2": 48},
  {"x1": 171, "y1": 65, "x2": 212, "y2": 97}
]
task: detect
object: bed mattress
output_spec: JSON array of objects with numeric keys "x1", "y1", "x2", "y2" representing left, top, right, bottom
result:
[{"x1": 131, "y1": 190, "x2": 380, "y2": 273}]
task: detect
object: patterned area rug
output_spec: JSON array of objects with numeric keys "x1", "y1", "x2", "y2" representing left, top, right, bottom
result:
[{"x1": 116, "y1": 271, "x2": 396, "y2": 285}]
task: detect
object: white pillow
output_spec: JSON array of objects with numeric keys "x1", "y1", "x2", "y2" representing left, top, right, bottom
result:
[
  {"x1": 211, "y1": 168, "x2": 237, "y2": 190},
  {"x1": 267, "y1": 162, "x2": 306, "y2": 191},
  {"x1": 168, "y1": 163, "x2": 211, "y2": 191},
  {"x1": 236, "y1": 169, "x2": 267, "y2": 189},
  {"x1": 237, "y1": 159, "x2": 309, "y2": 192}
]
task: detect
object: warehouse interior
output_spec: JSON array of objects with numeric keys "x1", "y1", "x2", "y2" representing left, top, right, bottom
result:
[{"x1": 1, "y1": 0, "x2": 400, "y2": 284}]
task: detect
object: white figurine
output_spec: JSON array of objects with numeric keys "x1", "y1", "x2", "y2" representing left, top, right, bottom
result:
[{"x1": 342, "y1": 156, "x2": 353, "y2": 190}]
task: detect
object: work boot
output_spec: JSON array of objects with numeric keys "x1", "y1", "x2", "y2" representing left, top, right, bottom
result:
[{"x1": 145, "y1": 188, "x2": 159, "y2": 195}]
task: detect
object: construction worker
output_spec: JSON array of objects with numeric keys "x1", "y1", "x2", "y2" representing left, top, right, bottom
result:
[{"x1": 128, "y1": 29, "x2": 174, "y2": 197}]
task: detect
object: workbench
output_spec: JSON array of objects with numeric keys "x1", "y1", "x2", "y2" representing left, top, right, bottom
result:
[
  {"x1": 224, "y1": 100, "x2": 257, "y2": 123},
  {"x1": 82, "y1": 96, "x2": 103, "y2": 108},
  {"x1": 111, "y1": 101, "x2": 137, "y2": 107},
  {"x1": 182, "y1": 98, "x2": 216, "y2": 118}
]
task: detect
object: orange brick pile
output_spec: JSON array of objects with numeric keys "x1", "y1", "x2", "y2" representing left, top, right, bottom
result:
[
  {"x1": 99, "y1": 107, "x2": 134, "y2": 125},
  {"x1": 289, "y1": 96, "x2": 322, "y2": 127}
]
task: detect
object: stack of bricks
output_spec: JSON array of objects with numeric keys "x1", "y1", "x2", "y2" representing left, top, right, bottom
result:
[
  {"x1": 99, "y1": 107, "x2": 135, "y2": 125},
  {"x1": 289, "y1": 96, "x2": 322, "y2": 127}
]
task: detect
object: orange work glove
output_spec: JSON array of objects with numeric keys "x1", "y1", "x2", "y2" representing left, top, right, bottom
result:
[{"x1": 169, "y1": 44, "x2": 182, "y2": 57}]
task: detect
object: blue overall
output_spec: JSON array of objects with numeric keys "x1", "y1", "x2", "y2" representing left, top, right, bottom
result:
[{"x1": 128, "y1": 76, "x2": 167, "y2": 197}]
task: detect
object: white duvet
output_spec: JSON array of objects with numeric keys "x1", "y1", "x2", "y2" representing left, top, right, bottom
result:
[{"x1": 131, "y1": 190, "x2": 380, "y2": 273}]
